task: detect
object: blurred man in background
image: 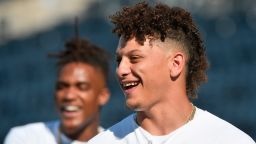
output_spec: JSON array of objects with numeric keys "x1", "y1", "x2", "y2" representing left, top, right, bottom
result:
[
  {"x1": 89, "y1": 2, "x2": 255, "y2": 144},
  {"x1": 4, "y1": 37, "x2": 110, "y2": 144}
]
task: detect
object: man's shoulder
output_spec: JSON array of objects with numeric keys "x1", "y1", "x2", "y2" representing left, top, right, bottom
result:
[
  {"x1": 89, "y1": 114, "x2": 137, "y2": 144},
  {"x1": 4, "y1": 120, "x2": 59, "y2": 144},
  {"x1": 196, "y1": 108, "x2": 245, "y2": 132},
  {"x1": 193, "y1": 108, "x2": 255, "y2": 143},
  {"x1": 8, "y1": 120, "x2": 58, "y2": 133},
  {"x1": 9, "y1": 122, "x2": 46, "y2": 133}
]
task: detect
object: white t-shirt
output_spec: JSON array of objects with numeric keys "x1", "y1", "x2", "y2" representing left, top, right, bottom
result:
[
  {"x1": 89, "y1": 107, "x2": 255, "y2": 144},
  {"x1": 4, "y1": 120, "x2": 104, "y2": 144}
]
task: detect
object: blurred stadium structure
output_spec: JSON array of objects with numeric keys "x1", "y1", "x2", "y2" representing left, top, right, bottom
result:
[
  {"x1": 0, "y1": 0, "x2": 93, "y2": 44},
  {"x1": 0, "y1": 0, "x2": 256, "y2": 143},
  {"x1": 1, "y1": 0, "x2": 256, "y2": 44}
]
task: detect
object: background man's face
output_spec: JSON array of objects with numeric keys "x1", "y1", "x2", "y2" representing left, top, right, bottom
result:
[{"x1": 55, "y1": 62, "x2": 108, "y2": 134}]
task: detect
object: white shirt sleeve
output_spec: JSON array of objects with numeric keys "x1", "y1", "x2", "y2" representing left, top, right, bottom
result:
[
  {"x1": 3, "y1": 122, "x2": 58, "y2": 144},
  {"x1": 4, "y1": 127, "x2": 30, "y2": 144}
]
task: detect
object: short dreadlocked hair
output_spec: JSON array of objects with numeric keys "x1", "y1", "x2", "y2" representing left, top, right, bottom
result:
[
  {"x1": 51, "y1": 38, "x2": 110, "y2": 81},
  {"x1": 110, "y1": 2, "x2": 208, "y2": 99}
]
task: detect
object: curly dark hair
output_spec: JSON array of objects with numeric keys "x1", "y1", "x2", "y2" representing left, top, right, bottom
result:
[
  {"x1": 50, "y1": 38, "x2": 110, "y2": 81},
  {"x1": 110, "y1": 2, "x2": 208, "y2": 99}
]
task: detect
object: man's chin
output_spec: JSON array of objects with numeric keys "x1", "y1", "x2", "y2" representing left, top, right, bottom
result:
[
  {"x1": 61, "y1": 120, "x2": 81, "y2": 135},
  {"x1": 126, "y1": 101, "x2": 142, "y2": 111}
]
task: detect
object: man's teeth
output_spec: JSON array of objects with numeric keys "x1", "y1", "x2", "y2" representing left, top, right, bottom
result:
[
  {"x1": 64, "y1": 106, "x2": 79, "y2": 112},
  {"x1": 123, "y1": 82, "x2": 138, "y2": 87}
]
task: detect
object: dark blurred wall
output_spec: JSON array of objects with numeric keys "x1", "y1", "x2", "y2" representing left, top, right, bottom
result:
[{"x1": 0, "y1": 1, "x2": 255, "y2": 143}]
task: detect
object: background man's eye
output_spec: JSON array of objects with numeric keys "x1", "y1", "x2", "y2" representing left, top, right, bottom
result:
[
  {"x1": 56, "y1": 83, "x2": 66, "y2": 90},
  {"x1": 77, "y1": 84, "x2": 89, "y2": 91}
]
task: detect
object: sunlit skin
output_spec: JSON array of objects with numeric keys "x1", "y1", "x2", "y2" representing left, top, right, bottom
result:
[
  {"x1": 116, "y1": 37, "x2": 193, "y2": 135},
  {"x1": 55, "y1": 62, "x2": 109, "y2": 141}
]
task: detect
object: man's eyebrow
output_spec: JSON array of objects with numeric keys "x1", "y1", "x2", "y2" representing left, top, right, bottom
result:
[
  {"x1": 116, "y1": 49, "x2": 141, "y2": 56},
  {"x1": 128, "y1": 49, "x2": 141, "y2": 54},
  {"x1": 76, "y1": 81, "x2": 89, "y2": 85}
]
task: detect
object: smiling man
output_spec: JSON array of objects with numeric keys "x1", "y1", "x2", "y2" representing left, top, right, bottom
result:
[
  {"x1": 4, "y1": 38, "x2": 110, "y2": 144},
  {"x1": 89, "y1": 2, "x2": 255, "y2": 144}
]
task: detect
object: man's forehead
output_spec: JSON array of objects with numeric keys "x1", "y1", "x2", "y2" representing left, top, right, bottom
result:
[{"x1": 116, "y1": 37, "x2": 143, "y2": 53}]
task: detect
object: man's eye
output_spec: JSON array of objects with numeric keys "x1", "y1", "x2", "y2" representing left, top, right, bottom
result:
[
  {"x1": 77, "y1": 84, "x2": 89, "y2": 91},
  {"x1": 131, "y1": 56, "x2": 139, "y2": 59},
  {"x1": 56, "y1": 83, "x2": 67, "y2": 90},
  {"x1": 130, "y1": 56, "x2": 141, "y2": 63}
]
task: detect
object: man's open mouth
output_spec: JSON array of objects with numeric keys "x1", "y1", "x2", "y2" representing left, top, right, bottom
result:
[
  {"x1": 61, "y1": 105, "x2": 80, "y2": 112},
  {"x1": 121, "y1": 81, "x2": 139, "y2": 90}
]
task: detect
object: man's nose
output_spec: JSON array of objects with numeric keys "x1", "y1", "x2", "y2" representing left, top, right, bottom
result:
[
  {"x1": 116, "y1": 58, "x2": 131, "y2": 78},
  {"x1": 63, "y1": 87, "x2": 77, "y2": 100}
]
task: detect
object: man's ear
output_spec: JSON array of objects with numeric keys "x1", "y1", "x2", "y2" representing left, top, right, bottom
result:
[
  {"x1": 98, "y1": 88, "x2": 110, "y2": 106},
  {"x1": 168, "y1": 52, "x2": 186, "y2": 79}
]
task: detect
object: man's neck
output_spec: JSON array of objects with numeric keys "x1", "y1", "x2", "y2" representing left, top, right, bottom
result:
[
  {"x1": 61, "y1": 121, "x2": 99, "y2": 142},
  {"x1": 136, "y1": 97, "x2": 192, "y2": 136}
]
